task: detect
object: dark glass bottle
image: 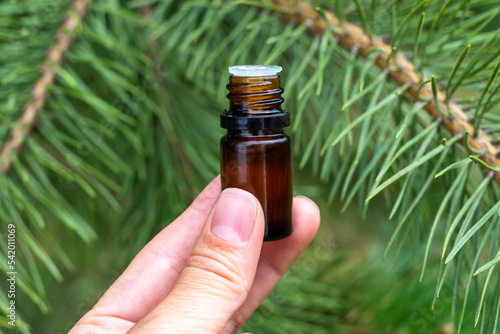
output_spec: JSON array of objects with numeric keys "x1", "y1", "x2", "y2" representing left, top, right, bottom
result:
[{"x1": 220, "y1": 65, "x2": 292, "y2": 241}]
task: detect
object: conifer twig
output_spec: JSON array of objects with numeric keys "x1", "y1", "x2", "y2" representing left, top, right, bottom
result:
[
  {"x1": 0, "y1": 0, "x2": 93, "y2": 173},
  {"x1": 273, "y1": 0, "x2": 500, "y2": 184},
  {"x1": 138, "y1": 5, "x2": 198, "y2": 192}
]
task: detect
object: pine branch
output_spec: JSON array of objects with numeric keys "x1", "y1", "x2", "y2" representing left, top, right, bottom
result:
[
  {"x1": 137, "y1": 4, "x2": 199, "y2": 193},
  {"x1": 0, "y1": 0, "x2": 93, "y2": 174},
  {"x1": 273, "y1": 0, "x2": 500, "y2": 184}
]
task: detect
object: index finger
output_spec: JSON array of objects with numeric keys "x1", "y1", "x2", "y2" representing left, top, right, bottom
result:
[{"x1": 74, "y1": 175, "x2": 222, "y2": 326}]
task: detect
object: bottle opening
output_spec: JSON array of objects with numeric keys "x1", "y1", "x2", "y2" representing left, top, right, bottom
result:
[
  {"x1": 221, "y1": 65, "x2": 289, "y2": 130},
  {"x1": 229, "y1": 65, "x2": 282, "y2": 77}
]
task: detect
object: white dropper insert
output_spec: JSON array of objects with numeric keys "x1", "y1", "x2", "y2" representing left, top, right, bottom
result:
[{"x1": 228, "y1": 65, "x2": 282, "y2": 77}]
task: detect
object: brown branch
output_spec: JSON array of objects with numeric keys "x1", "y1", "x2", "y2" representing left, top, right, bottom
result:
[
  {"x1": 274, "y1": 0, "x2": 500, "y2": 184},
  {"x1": 0, "y1": 0, "x2": 93, "y2": 174}
]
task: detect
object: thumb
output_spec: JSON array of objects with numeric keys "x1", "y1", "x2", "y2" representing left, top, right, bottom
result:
[{"x1": 129, "y1": 188, "x2": 265, "y2": 334}]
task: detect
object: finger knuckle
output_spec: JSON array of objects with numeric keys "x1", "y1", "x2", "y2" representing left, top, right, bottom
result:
[{"x1": 186, "y1": 247, "x2": 248, "y2": 299}]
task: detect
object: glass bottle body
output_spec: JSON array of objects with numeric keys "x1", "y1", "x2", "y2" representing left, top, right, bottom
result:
[
  {"x1": 220, "y1": 69, "x2": 292, "y2": 241},
  {"x1": 221, "y1": 129, "x2": 292, "y2": 241}
]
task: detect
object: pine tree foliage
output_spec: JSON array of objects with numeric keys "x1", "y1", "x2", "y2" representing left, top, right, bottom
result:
[{"x1": 1, "y1": 0, "x2": 500, "y2": 332}]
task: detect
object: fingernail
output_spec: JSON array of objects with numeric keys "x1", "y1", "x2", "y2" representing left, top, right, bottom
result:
[{"x1": 211, "y1": 188, "x2": 256, "y2": 242}]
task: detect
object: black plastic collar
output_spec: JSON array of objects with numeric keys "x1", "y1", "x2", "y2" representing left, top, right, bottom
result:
[{"x1": 220, "y1": 110, "x2": 290, "y2": 130}]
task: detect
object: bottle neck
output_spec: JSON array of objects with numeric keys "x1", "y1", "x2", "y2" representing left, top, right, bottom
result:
[
  {"x1": 227, "y1": 129, "x2": 285, "y2": 137},
  {"x1": 226, "y1": 75, "x2": 284, "y2": 115}
]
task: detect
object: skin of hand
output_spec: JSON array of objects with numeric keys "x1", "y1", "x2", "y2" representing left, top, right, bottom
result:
[{"x1": 69, "y1": 175, "x2": 320, "y2": 334}]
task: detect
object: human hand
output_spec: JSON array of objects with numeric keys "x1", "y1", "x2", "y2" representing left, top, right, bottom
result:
[{"x1": 70, "y1": 175, "x2": 320, "y2": 333}]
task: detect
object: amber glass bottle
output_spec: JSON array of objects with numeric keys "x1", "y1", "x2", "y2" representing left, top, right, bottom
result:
[{"x1": 220, "y1": 65, "x2": 292, "y2": 241}]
